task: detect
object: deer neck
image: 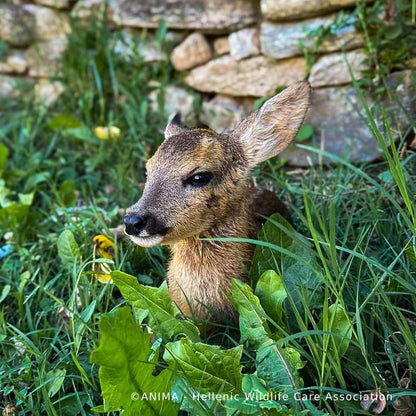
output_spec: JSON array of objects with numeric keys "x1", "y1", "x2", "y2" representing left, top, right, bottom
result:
[
  {"x1": 167, "y1": 200, "x2": 252, "y2": 318},
  {"x1": 171, "y1": 199, "x2": 250, "y2": 260}
]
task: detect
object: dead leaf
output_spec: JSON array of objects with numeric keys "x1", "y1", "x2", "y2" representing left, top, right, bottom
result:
[
  {"x1": 361, "y1": 391, "x2": 387, "y2": 414},
  {"x1": 393, "y1": 395, "x2": 415, "y2": 416}
]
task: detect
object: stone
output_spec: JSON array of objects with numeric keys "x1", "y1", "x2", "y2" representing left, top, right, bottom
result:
[
  {"x1": 213, "y1": 37, "x2": 230, "y2": 56},
  {"x1": 200, "y1": 95, "x2": 254, "y2": 133},
  {"x1": 34, "y1": 0, "x2": 73, "y2": 9},
  {"x1": 261, "y1": 0, "x2": 372, "y2": 21},
  {"x1": 26, "y1": 38, "x2": 68, "y2": 77},
  {"x1": 0, "y1": 51, "x2": 28, "y2": 75},
  {"x1": 22, "y1": 4, "x2": 70, "y2": 40},
  {"x1": 280, "y1": 71, "x2": 416, "y2": 166},
  {"x1": 309, "y1": 50, "x2": 367, "y2": 88},
  {"x1": 71, "y1": 0, "x2": 114, "y2": 21},
  {"x1": 0, "y1": 75, "x2": 19, "y2": 99},
  {"x1": 113, "y1": 29, "x2": 165, "y2": 63},
  {"x1": 0, "y1": 4, "x2": 35, "y2": 47},
  {"x1": 111, "y1": 0, "x2": 259, "y2": 32},
  {"x1": 170, "y1": 33, "x2": 212, "y2": 71},
  {"x1": 149, "y1": 85, "x2": 197, "y2": 126},
  {"x1": 139, "y1": 44, "x2": 165, "y2": 63},
  {"x1": 0, "y1": 75, "x2": 34, "y2": 99},
  {"x1": 229, "y1": 28, "x2": 260, "y2": 60},
  {"x1": 261, "y1": 16, "x2": 362, "y2": 60},
  {"x1": 34, "y1": 80, "x2": 65, "y2": 107},
  {"x1": 165, "y1": 31, "x2": 187, "y2": 46},
  {"x1": 185, "y1": 55, "x2": 306, "y2": 97}
]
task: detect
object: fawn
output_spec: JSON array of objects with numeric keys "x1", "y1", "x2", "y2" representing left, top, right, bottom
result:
[{"x1": 123, "y1": 81, "x2": 311, "y2": 322}]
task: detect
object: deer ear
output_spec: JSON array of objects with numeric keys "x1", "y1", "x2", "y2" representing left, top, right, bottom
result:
[
  {"x1": 233, "y1": 81, "x2": 311, "y2": 167},
  {"x1": 165, "y1": 113, "x2": 190, "y2": 139}
]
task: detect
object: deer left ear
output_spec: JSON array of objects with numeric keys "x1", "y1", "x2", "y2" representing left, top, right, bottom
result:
[
  {"x1": 233, "y1": 81, "x2": 311, "y2": 167},
  {"x1": 165, "y1": 113, "x2": 190, "y2": 139}
]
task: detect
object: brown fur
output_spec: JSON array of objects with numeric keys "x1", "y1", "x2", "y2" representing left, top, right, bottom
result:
[{"x1": 125, "y1": 82, "x2": 311, "y2": 322}]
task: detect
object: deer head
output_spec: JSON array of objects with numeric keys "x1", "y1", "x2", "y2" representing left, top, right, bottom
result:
[{"x1": 124, "y1": 81, "x2": 311, "y2": 247}]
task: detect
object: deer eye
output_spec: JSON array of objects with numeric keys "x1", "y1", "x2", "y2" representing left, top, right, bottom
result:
[{"x1": 185, "y1": 172, "x2": 213, "y2": 187}]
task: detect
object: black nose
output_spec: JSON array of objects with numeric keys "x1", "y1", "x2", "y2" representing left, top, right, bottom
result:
[{"x1": 124, "y1": 215, "x2": 146, "y2": 236}]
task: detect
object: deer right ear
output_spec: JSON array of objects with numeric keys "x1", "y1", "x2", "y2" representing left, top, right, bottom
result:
[
  {"x1": 165, "y1": 113, "x2": 190, "y2": 139},
  {"x1": 233, "y1": 81, "x2": 311, "y2": 167}
]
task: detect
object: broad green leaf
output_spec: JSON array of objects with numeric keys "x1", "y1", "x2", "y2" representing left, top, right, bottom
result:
[
  {"x1": 225, "y1": 395, "x2": 289, "y2": 415},
  {"x1": 48, "y1": 114, "x2": 82, "y2": 131},
  {"x1": 255, "y1": 270, "x2": 287, "y2": 329},
  {"x1": 256, "y1": 342, "x2": 305, "y2": 393},
  {"x1": 232, "y1": 279, "x2": 271, "y2": 348},
  {"x1": 0, "y1": 142, "x2": 9, "y2": 175},
  {"x1": 319, "y1": 304, "x2": 352, "y2": 358},
  {"x1": 384, "y1": 24, "x2": 402, "y2": 40},
  {"x1": 296, "y1": 124, "x2": 314, "y2": 142},
  {"x1": 111, "y1": 271, "x2": 200, "y2": 342},
  {"x1": 249, "y1": 214, "x2": 322, "y2": 324},
  {"x1": 90, "y1": 307, "x2": 180, "y2": 416},
  {"x1": 0, "y1": 284, "x2": 10, "y2": 303},
  {"x1": 225, "y1": 373, "x2": 291, "y2": 415},
  {"x1": 53, "y1": 393, "x2": 89, "y2": 416},
  {"x1": 58, "y1": 180, "x2": 76, "y2": 206},
  {"x1": 57, "y1": 230, "x2": 81, "y2": 266},
  {"x1": 0, "y1": 203, "x2": 30, "y2": 231},
  {"x1": 46, "y1": 369, "x2": 66, "y2": 398},
  {"x1": 250, "y1": 214, "x2": 293, "y2": 282},
  {"x1": 0, "y1": 179, "x2": 10, "y2": 207},
  {"x1": 232, "y1": 280, "x2": 305, "y2": 407},
  {"x1": 241, "y1": 374, "x2": 268, "y2": 396},
  {"x1": 63, "y1": 127, "x2": 100, "y2": 144},
  {"x1": 18, "y1": 192, "x2": 34, "y2": 205},
  {"x1": 24, "y1": 172, "x2": 51, "y2": 191},
  {"x1": 164, "y1": 337, "x2": 243, "y2": 394}
]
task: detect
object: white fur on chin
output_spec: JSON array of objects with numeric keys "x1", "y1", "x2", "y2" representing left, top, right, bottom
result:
[{"x1": 129, "y1": 234, "x2": 164, "y2": 247}]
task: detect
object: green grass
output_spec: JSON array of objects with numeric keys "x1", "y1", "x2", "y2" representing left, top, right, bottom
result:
[{"x1": 1, "y1": 6, "x2": 416, "y2": 416}]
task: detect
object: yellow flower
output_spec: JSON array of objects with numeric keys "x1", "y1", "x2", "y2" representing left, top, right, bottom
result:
[
  {"x1": 92, "y1": 234, "x2": 115, "y2": 283},
  {"x1": 93, "y1": 234, "x2": 115, "y2": 259},
  {"x1": 93, "y1": 126, "x2": 121, "y2": 142}
]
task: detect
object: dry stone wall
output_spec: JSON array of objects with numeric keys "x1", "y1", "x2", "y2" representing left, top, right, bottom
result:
[{"x1": 1, "y1": 0, "x2": 414, "y2": 165}]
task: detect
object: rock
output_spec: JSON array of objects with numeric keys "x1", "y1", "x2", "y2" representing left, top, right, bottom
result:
[
  {"x1": 71, "y1": 0, "x2": 114, "y2": 21},
  {"x1": 26, "y1": 38, "x2": 68, "y2": 77},
  {"x1": 149, "y1": 85, "x2": 197, "y2": 126},
  {"x1": 261, "y1": 16, "x2": 362, "y2": 60},
  {"x1": 34, "y1": 0, "x2": 73, "y2": 9},
  {"x1": 185, "y1": 55, "x2": 306, "y2": 97},
  {"x1": 170, "y1": 33, "x2": 212, "y2": 71},
  {"x1": 111, "y1": 0, "x2": 259, "y2": 32},
  {"x1": 200, "y1": 95, "x2": 254, "y2": 133},
  {"x1": 309, "y1": 49, "x2": 367, "y2": 87},
  {"x1": 165, "y1": 31, "x2": 187, "y2": 46},
  {"x1": 280, "y1": 70, "x2": 416, "y2": 166},
  {"x1": 113, "y1": 29, "x2": 165, "y2": 63},
  {"x1": 0, "y1": 75, "x2": 19, "y2": 99},
  {"x1": 213, "y1": 37, "x2": 230, "y2": 56},
  {"x1": 0, "y1": 75, "x2": 34, "y2": 99},
  {"x1": 229, "y1": 28, "x2": 260, "y2": 60},
  {"x1": 22, "y1": 4, "x2": 70, "y2": 40},
  {"x1": 0, "y1": 51, "x2": 28, "y2": 74},
  {"x1": 139, "y1": 44, "x2": 165, "y2": 63},
  {"x1": 261, "y1": 0, "x2": 372, "y2": 21},
  {"x1": 34, "y1": 80, "x2": 65, "y2": 107},
  {"x1": 0, "y1": 4, "x2": 35, "y2": 47}
]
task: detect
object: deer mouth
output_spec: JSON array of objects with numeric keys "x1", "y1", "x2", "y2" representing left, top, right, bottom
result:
[{"x1": 128, "y1": 233, "x2": 165, "y2": 247}]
